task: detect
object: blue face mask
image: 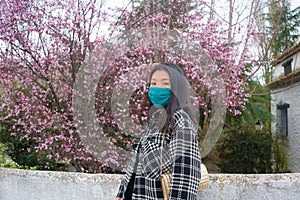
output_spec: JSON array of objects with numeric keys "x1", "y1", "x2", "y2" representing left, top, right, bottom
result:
[{"x1": 148, "y1": 87, "x2": 172, "y2": 108}]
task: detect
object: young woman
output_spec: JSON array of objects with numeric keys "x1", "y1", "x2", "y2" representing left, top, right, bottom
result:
[{"x1": 116, "y1": 63, "x2": 201, "y2": 200}]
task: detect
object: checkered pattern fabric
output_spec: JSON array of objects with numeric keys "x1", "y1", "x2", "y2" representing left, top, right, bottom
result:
[{"x1": 116, "y1": 109, "x2": 201, "y2": 200}]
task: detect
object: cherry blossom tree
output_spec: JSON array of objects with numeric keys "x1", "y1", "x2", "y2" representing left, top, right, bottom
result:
[
  {"x1": 0, "y1": 0, "x2": 261, "y2": 172},
  {"x1": 0, "y1": 0, "x2": 108, "y2": 172}
]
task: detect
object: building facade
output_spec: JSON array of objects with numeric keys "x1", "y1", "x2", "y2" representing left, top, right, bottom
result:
[{"x1": 269, "y1": 42, "x2": 300, "y2": 172}]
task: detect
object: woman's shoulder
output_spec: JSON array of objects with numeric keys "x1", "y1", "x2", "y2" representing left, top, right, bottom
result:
[{"x1": 172, "y1": 109, "x2": 196, "y2": 131}]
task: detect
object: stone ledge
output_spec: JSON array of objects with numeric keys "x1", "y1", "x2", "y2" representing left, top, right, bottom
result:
[{"x1": 1, "y1": 167, "x2": 300, "y2": 200}]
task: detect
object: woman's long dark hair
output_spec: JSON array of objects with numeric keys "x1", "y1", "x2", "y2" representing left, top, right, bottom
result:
[{"x1": 144, "y1": 63, "x2": 196, "y2": 133}]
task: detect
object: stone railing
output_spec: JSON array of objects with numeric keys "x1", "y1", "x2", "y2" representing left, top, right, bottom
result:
[{"x1": 1, "y1": 167, "x2": 300, "y2": 200}]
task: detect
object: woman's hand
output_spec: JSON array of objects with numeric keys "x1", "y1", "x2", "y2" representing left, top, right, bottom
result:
[{"x1": 116, "y1": 198, "x2": 123, "y2": 200}]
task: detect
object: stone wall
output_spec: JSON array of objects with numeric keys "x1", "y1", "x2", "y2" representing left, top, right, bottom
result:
[
  {"x1": 271, "y1": 85, "x2": 300, "y2": 172},
  {"x1": 1, "y1": 168, "x2": 300, "y2": 200}
]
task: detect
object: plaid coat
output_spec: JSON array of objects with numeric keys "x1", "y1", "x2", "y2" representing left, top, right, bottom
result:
[{"x1": 116, "y1": 109, "x2": 201, "y2": 200}]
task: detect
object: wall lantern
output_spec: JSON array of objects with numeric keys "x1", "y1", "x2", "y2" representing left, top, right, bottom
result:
[{"x1": 255, "y1": 120, "x2": 263, "y2": 131}]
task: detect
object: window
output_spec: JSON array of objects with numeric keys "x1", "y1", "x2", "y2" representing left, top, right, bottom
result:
[
  {"x1": 277, "y1": 102, "x2": 290, "y2": 137},
  {"x1": 282, "y1": 59, "x2": 293, "y2": 76}
]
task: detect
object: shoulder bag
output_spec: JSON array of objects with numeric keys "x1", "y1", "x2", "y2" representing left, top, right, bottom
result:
[{"x1": 160, "y1": 132, "x2": 209, "y2": 200}]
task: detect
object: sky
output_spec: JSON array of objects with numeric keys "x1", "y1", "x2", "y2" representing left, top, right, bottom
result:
[{"x1": 291, "y1": 0, "x2": 300, "y2": 9}]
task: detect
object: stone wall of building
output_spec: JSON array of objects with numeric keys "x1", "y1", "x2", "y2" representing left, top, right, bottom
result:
[
  {"x1": 1, "y1": 168, "x2": 300, "y2": 200},
  {"x1": 271, "y1": 85, "x2": 300, "y2": 172}
]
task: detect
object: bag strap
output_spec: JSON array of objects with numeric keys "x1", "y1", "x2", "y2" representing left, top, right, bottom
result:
[
  {"x1": 133, "y1": 143, "x2": 140, "y2": 173},
  {"x1": 124, "y1": 143, "x2": 140, "y2": 200},
  {"x1": 160, "y1": 131, "x2": 166, "y2": 177}
]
